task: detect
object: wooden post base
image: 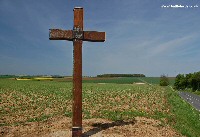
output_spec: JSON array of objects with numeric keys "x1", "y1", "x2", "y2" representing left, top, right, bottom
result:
[{"x1": 72, "y1": 127, "x2": 82, "y2": 137}]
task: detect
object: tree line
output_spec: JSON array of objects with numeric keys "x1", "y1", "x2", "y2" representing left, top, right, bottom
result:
[
  {"x1": 174, "y1": 71, "x2": 200, "y2": 91},
  {"x1": 97, "y1": 74, "x2": 146, "y2": 77}
]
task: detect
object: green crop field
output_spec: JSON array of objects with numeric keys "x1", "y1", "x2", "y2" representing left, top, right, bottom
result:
[
  {"x1": 0, "y1": 79, "x2": 199, "y2": 136},
  {"x1": 139, "y1": 77, "x2": 175, "y2": 85},
  {"x1": 83, "y1": 77, "x2": 142, "y2": 84},
  {"x1": 56, "y1": 77, "x2": 175, "y2": 85}
]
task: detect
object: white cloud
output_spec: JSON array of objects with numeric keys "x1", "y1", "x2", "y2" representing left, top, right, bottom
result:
[{"x1": 148, "y1": 33, "x2": 198, "y2": 57}]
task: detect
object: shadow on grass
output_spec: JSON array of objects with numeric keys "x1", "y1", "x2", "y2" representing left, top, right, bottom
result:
[{"x1": 82, "y1": 119, "x2": 136, "y2": 137}]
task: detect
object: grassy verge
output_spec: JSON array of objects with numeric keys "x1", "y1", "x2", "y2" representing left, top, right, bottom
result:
[{"x1": 167, "y1": 88, "x2": 200, "y2": 137}]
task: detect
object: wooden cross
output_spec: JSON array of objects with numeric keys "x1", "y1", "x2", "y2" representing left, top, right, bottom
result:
[{"x1": 49, "y1": 7, "x2": 105, "y2": 137}]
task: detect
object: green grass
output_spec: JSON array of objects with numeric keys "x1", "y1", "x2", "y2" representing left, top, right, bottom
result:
[
  {"x1": 167, "y1": 89, "x2": 200, "y2": 137},
  {"x1": 195, "y1": 92, "x2": 200, "y2": 96},
  {"x1": 0, "y1": 79, "x2": 199, "y2": 136}
]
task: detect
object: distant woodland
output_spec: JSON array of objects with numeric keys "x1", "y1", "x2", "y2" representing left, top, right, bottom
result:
[{"x1": 97, "y1": 74, "x2": 146, "y2": 77}]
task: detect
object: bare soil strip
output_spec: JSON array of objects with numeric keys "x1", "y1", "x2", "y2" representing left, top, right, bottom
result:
[{"x1": 0, "y1": 116, "x2": 184, "y2": 137}]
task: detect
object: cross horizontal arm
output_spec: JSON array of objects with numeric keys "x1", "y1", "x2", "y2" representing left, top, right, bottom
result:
[
  {"x1": 49, "y1": 29, "x2": 106, "y2": 42},
  {"x1": 83, "y1": 31, "x2": 105, "y2": 42},
  {"x1": 49, "y1": 29, "x2": 73, "y2": 40}
]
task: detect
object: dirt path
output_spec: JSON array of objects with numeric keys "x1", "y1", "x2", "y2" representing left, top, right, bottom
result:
[{"x1": 0, "y1": 116, "x2": 184, "y2": 137}]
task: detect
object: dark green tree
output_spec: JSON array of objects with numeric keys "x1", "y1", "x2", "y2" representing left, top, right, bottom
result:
[
  {"x1": 174, "y1": 74, "x2": 187, "y2": 90},
  {"x1": 191, "y1": 72, "x2": 200, "y2": 91},
  {"x1": 185, "y1": 73, "x2": 193, "y2": 88}
]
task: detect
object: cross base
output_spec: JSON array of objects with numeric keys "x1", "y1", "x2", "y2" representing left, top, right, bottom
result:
[{"x1": 72, "y1": 127, "x2": 82, "y2": 137}]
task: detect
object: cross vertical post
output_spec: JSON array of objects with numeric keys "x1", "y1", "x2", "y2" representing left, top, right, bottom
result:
[
  {"x1": 49, "y1": 7, "x2": 105, "y2": 137},
  {"x1": 72, "y1": 7, "x2": 83, "y2": 136}
]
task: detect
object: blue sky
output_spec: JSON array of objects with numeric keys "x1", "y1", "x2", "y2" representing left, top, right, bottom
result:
[{"x1": 0, "y1": 0, "x2": 200, "y2": 76}]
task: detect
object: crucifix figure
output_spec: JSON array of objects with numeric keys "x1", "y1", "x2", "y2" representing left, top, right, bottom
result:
[{"x1": 49, "y1": 7, "x2": 106, "y2": 137}]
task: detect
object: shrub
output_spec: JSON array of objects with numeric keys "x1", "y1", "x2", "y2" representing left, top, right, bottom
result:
[{"x1": 160, "y1": 74, "x2": 169, "y2": 86}]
